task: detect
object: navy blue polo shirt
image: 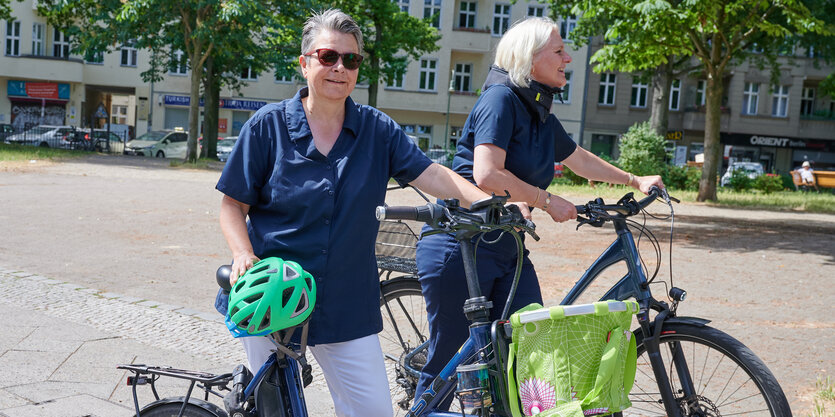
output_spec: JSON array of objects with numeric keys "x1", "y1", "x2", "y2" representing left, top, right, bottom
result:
[
  {"x1": 452, "y1": 83, "x2": 577, "y2": 190},
  {"x1": 216, "y1": 88, "x2": 432, "y2": 345}
]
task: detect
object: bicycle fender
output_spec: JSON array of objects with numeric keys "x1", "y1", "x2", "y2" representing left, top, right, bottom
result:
[
  {"x1": 138, "y1": 396, "x2": 227, "y2": 417},
  {"x1": 638, "y1": 316, "x2": 712, "y2": 338}
]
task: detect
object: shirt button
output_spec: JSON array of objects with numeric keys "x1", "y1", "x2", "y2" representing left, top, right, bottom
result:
[
  {"x1": 324, "y1": 219, "x2": 330, "y2": 225},
  {"x1": 328, "y1": 190, "x2": 334, "y2": 196},
  {"x1": 321, "y1": 249, "x2": 327, "y2": 254}
]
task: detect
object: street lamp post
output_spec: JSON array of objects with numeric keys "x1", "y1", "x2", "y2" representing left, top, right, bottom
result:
[{"x1": 444, "y1": 70, "x2": 455, "y2": 154}]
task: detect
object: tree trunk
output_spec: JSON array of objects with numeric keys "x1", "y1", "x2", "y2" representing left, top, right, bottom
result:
[
  {"x1": 367, "y1": 54, "x2": 379, "y2": 108},
  {"x1": 698, "y1": 68, "x2": 723, "y2": 202},
  {"x1": 186, "y1": 48, "x2": 203, "y2": 163},
  {"x1": 202, "y1": 55, "x2": 219, "y2": 159},
  {"x1": 649, "y1": 61, "x2": 673, "y2": 137}
]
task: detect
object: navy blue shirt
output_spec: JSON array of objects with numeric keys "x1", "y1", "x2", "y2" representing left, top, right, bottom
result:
[
  {"x1": 216, "y1": 88, "x2": 432, "y2": 345},
  {"x1": 453, "y1": 83, "x2": 577, "y2": 190}
]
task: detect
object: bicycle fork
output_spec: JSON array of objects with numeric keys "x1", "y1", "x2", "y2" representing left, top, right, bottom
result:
[{"x1": 638, "y1": 308, "x2": 702, "y2": 417}]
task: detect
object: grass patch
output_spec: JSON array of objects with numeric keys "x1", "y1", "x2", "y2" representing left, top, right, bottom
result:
[
  {"x1": 0, "y1": 142, "x2": 87, "y2": 161},
  {"x1": 167, "y1": 157, "x2": 222, "y2": 170},
  {"x1": 547, "y1": 182, "x2": 835, "y2": 214},
  {"x1": 808, "y1": 376, "x2": 835, "y2": 417}
]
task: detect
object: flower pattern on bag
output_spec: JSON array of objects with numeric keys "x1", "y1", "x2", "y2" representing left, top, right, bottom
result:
[{"x1": 520, "y1": 378, "x2": 557, "y2": 415}]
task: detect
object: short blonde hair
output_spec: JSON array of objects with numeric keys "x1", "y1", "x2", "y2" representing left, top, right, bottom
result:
[{"x1": 493, "y1": 17, "x2": 559, "y2": 87}]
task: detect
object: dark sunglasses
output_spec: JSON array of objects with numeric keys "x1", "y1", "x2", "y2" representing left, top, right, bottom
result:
[{"x1": 304, "y1": 48, "x2": 363, "y2": 70}]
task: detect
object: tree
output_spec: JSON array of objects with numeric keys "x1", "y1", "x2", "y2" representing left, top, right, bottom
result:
[
  {"x1": 1, "y1": 0, "x2": 23, "y2": 21},
  {"x1": 40, "y1": 0, "x2": 298, "y2": 163},
  {"x1": 553, "y1": 0, "x2": 832, "y2": 201},
  {"x1": 322, "y1": 0, "x2": 440, "y2": 108}
]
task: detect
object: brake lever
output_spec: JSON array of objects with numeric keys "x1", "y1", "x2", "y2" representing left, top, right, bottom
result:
[{"x1": 576, "y1": 215, "x2": 605, "y2": 230}]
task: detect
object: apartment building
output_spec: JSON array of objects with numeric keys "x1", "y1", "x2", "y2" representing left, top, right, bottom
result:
[
  {"x1": 2, "y1": 0, "x2": 588, "y2": 153},
  {"x1": 583, "y1": 41, "x2": 835, "y2": 174}
]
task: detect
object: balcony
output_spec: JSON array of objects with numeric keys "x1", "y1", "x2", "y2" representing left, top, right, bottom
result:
[
  {"x1": 0, "y1": 55, "x2": 84, "y2": 83},
  {"x1": 447, "y1": 27, "x2": 494, "y2": 53}
]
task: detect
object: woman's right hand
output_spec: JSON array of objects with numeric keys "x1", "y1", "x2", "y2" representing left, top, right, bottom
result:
[
  {"x1": 230, "y1": 253, "x2": 260, "y2": 286},
  {"x1": 544, "y1": 194, "x2": 577, "y2": 223}
]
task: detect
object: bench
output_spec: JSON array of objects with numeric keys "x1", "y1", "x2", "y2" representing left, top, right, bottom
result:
[{"x1": 791, "y1": 170, "x2": 835, "y2": 191}]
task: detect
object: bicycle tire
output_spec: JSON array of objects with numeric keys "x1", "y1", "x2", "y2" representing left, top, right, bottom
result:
[
  {"x1": 136, "y1": 400, "x2": 225, "y2": 417},
  {"x1": 379, "y1": 276, "x2": 428, "y2": 415},
  {"x1": 626, "y1": 322, "x2": 791, "y2": 417}
]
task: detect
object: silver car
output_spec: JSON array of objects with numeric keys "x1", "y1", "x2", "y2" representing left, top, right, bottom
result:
[
  {"x1": 4, "y1": 125, "x2": 75, "y2": 148},
  {"x1": 125, "y1": 130, "x2": 190, "y2": 158},
  {"x1": 216, "y1": 136, "x2": 238, "y2": 162},
  {"x1": 720, "y1": 162, "x2": 764, "y2": 187}
]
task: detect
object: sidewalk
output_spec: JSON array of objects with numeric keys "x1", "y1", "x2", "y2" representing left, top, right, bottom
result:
[{"x1": 0, "y1": 267, "x2": 335, "y2": 417}]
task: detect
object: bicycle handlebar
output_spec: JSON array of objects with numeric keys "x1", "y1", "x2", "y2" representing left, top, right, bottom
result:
[
  {"x1": 574, "y1": 187, "x2": 676, "y2": 227},
  {"x1": 375, "y1": 203, "x2": 446, "y2": 223}
]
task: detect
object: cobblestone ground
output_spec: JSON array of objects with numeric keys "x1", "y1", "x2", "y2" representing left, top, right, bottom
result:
[{"x1": 0, "y1": 266, "x2": 332, "y2": 394}]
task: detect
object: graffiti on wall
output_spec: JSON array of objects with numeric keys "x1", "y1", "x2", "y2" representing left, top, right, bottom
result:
[{"x1": 10, "y1": 102, "x2": 66, "y2": 131}]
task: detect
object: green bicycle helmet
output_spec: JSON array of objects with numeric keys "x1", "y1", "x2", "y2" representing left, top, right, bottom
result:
[{"x1": 225, "y1": 257, "x2": 316, "y2": 337}]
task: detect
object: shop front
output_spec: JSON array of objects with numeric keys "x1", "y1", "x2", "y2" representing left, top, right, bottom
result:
[
  {"x1": 6, "y1": 80, "x2": 70, "y2": 131},
  {"x1": 721, "y1": 133, "x2": 835, "y2": 173},
  {"x1": 161, "y1": 95, "x2": 267, "y2": 135}
]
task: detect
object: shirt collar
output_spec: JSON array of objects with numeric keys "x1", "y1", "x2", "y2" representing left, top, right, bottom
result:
[{"x1": 285, "y1": 87, "x2": 360, "y2": 142}]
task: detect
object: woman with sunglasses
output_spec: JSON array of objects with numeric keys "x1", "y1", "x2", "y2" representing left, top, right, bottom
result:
[
  {"x1": 214, "y1": 9, "x2": 489, "y2": 417},
  {"x1": 413, "y1": 17, "x2": 665, "y2": 408}
]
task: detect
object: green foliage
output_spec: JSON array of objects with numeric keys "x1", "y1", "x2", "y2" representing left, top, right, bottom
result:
[
  {"x1": 1, "y1": 0, "x2": 23, "y2": 21},
  {"x1": 560, "y1": 165, "x2": 588, "y2": 185},
  {"x1": 616, "y1": 122, "x2": 666, "y2": 177},
  {"x1": 780, "y1": 173, "x2": 796, "y2": 191},
  {"x1": 726, "y1": 169, "x2": 754, "y2": 191},
  {"x1": 753, "y1": 173, "x2": 784, "y2": 194},
  {"x1": 662, "y1": 165, "x2": 701, "y2": 191}
]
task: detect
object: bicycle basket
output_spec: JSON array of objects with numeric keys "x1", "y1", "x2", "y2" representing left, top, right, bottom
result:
[{"x1": 506, "y1": 300, "x2": 639, "y2": 417}]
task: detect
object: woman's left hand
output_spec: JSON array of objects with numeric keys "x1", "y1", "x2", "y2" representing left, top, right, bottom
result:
[
  {"x1": 509, "y1": 202, "x2": 532, "y2": 220},
  {"x1": 633, "y1": 175, "x2": 665, "y2": 195}
]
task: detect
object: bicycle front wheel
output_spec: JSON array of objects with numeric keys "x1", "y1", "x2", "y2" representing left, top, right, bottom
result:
[
  {"x1": 627, "y1": 323, "x2": 791, "y2": 417},
  {"x1": 379, "y1": 276, "x2": 428, "y2": 414}
]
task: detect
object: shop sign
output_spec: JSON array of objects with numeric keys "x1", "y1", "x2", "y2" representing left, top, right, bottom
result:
[
  {"x1": 665, "y1": 130, "x2": 683, "y2": 140},
  {"x1": 219, "y1": 118, "x2": 228, "y2": 133},
  {"x1": 721, "y1": 132, "x2": 832, "y2": 152},
  {"x1": 7, "y1": 80, "x2": 70, "y2": 100},
  {"x1": 164, "y1": 95, "x2": 267, "y2": 111}
]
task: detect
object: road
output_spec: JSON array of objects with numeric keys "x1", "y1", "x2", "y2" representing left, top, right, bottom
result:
[{"x1": 1, "y1": 154, "x2": 832, "y2": 415}]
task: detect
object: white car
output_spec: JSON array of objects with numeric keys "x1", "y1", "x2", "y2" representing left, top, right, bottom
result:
[
  {"x1": 720, "y1": 162, "x2": 764, "y2": 187},
  {"x1": 4, "y1": 125, "x2": 75, "y2": 148},
  {"x1": 216, "y1": 137, "x2": 238, "y2": 162},
  {"x1": 125, "y1": 130, "x2": 190, "y2": 158}
]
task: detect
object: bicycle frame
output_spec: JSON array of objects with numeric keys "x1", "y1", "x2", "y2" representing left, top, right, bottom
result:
[{"x1": 409, "y1": 209, "x2": 695, "y2": 417}]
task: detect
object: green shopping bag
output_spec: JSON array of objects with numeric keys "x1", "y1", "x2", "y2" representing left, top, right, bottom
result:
[{"x1": 506, "y1": 301, "x2": 639, "y2": 417}]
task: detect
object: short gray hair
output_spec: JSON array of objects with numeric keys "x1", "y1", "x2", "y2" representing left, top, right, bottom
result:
[
  {"x1": 493, "y1": 17, "x2": 559, "y2": 88},
  {"x1": 301, "y1": 9, "x2": 364, "y2": 55}
]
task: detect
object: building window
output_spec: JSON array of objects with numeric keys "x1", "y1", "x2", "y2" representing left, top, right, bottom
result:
[
  {"x1": 453, "y1": 63, "x2": 472, "y2": 92},
  {"x1": 771, "y1": 85, "x2": 789, "y2": 117},
  {"x1": 5, "y1": 20, "x2": 20, "y2": 56},
  {"x1": 275, "y1": 72, "x2": 294, "y2": 83},
  {"x1": 419, "y1": 58, "x2": 437, "y2": 91},
  {"x1": 84, "y1": 50, "x2": 103, "y2": 64},
  {"x1": 418, "y1": 125, "x2": 433, "y2": 135},
  {"x1": 555, "y1": 71, "x2": 572, "y2": 103},
  {"x1": 598, "y1": 73, "x2": 616, "y2": 105},
  {"x1": 742, "y1": 82, "x2": 759, "y2": 115},
  {"x1": 240, "y1": 65, "x2": 257, "y2": 81},
  {"x1": 695, "y1": 80, "x2": 706, "y2": 107},
  {"x1": 111, "y1": 105, "x2": 128, "y2": 125},
  {"x1": 120, "y1": 42, "x2": 137, "y2": 66},
  {"x1": 559, "y1": 15, "x2": 576, "y2": 41},
  {"x1": 631, "y1": 79, "x2": 648, "y2": 108},
  {"x1": 527, "y1": 5, "x2": 544, "y2": 17},
  {"x1": 396, "y1": 0, "x2": 410, "y2": 13},
  {"x1": 458, "y1": 1, "x2": 476, "y2": 28},
  {"x1": 424, "y1": 0, "x2": 441, "y2": 29},
  {"x1": 669, "y1": 79, "x2": 681, "y2": 111},
  {"x1": 170, "y1": 50, "x2": 188, "y2": 75},
  {"x1": 386, "y1": 62, "x2": 405, "y2": 89},
  {"x1": 493, "y1": 4, "x2": 511, "y2": 36},
  {"x1": 800, "y1": 87, "x2": 815, "y2": 116},
  {"x1": 53, "y1": 29, "x2": 70, "y2": 58},
  {"x1": 32, "y1": 23, "x2": 44, "y2": 56}
]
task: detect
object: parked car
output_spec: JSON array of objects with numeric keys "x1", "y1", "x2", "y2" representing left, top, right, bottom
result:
[
  {"x1": 125, "y1": 129, "x2": 190, "y2": 158},
  {"x1": 83, "y1": 129, "x2": 126, "y2": 153},
  {"x1": 216, "y1": 136, "x2": 238, "y2": 162},
  {"x1": 720, "y1": 161, "x2": 764, "y2": 187},
  {"x1": 4, "y1": 125, "x2": 75, "y2": 148},
  {"x1": 0, "y1": 123, "x2": 16, "y2": 141}
]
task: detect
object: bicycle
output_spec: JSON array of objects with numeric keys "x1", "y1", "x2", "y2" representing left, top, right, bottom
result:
[
  {"x1": 376, "y1": 188, "x2": 791, "y2": 417},
  {"x1": 118, "y1": 265, "x2": 315, "y2": 417}
]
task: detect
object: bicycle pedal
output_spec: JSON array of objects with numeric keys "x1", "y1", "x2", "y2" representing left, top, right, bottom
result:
[{"x1": 302, "y1": 363, "x2": 313, "y2": 387}]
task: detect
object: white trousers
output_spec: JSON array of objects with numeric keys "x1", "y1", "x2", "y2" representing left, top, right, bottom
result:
[{"x1": 240, "y1": 333, "x2": 394, "y2": 417}]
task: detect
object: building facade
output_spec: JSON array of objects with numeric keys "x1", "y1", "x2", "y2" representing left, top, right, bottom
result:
[
  {"x1": 2, "y1": 0, "x2": 588, "y2": 155},
  {"x1": 582, "y1": 41, "x2": 835, "y2": 174}
]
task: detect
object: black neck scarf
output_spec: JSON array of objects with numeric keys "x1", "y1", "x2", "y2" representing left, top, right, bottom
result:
[{"x1": 481, "y1": 65, "x2": 563, "y2": 123}]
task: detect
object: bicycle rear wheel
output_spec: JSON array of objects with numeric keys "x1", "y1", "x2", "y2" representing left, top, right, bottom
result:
[
  {"x1": 626, "y1": 323, "x2": 790, "y2": 417},
  {"x1": 379, "y1": 276, "x2": 428, "y2": 414},
  {"x1": 136, "y1": 399, "x2": 225, "y2": 417}
]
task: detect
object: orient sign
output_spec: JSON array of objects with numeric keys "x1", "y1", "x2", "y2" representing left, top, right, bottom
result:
[
  {"x1": 749, "y1": 135, "x2": 793, "y2": 147},
  {"x1": 722, "y1": 132, "x2": 832, "y2": 152}
]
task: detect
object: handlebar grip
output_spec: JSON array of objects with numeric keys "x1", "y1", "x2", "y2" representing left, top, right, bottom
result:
[
  {"x1": 575, "y1": 205, "x2": 588, "y2": 215},
  {"x1": 217, "y1": 265, "x2": 232, "y2": 292},
  {"x1": 376, "y1": 203, "x2": 444, "y2": 223}
]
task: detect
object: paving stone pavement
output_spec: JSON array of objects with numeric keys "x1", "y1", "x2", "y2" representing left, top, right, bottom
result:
[{"x1": 0, "y1": 265, "x2": 337, "y2": 416}]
